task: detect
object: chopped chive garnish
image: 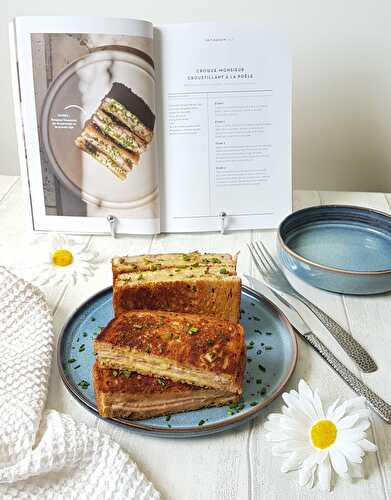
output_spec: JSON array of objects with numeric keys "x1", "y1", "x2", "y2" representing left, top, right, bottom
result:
[
  {"x1": 219, "y1": 268, "x2": 228, "y2": 274},
  {"x1": 260, "y1": 387, "x2": 267, "y2": 396},
  {"x1": 91, "y1": 317, "x2": 96, "y2": 322},
  {"x1": 74, "y1": 365, "x2": 81, "y2": 370},
  {"x1": 247, "y1": 358, "x2": 252, "y2": 362},
  {"x1": 255, "y1": 329, "x2": 262, "y2": 334},
  {"x1": 182, "y1": 254, "x2": 190, "y2": 261},
  {"x1": 265, "y1": 346, "x2": 273, "y2": 350},
  {"x1": 266, "y1": 332, "x2": 272, "y2": 336},
  {"x1": 82, "y1": 332, "x2": 88, "y2": 337},
  {"x1": 253, "y1": 316, "x2": 260, "y2": 321},
  {"x1": 256, "y1": 350, "x2": 262, "y2": 355},
  {"x1": 165, "y1": 415, "x2": 171, "y2": 421},
  {"x1": 211, "y1": 257, "x2": 221, "y2": 263},
  {"x1": 256, "y1": 379, "x2": 262, "y2": 384},
  {"x1": 78, "y1": 380, "x2": 89, "y2": 390},
  {"x1": 250, "y1": 401, "x2": 258, "y2": 406},
  {"x1": 198, "y1": 419, "x2": 206, "y2": 426},
  {"x1": 188, "y1": 326, "x2": 199, "y2": 335},
  {"x1": 68, "y1": 358, "x2": 76, "y2": 364},
  {"x1": 240, "y1": 309, "x2": 245, "y2": 314},
  {"x1": 258, "y1": 364, "x2": 266, "y2": 372}
]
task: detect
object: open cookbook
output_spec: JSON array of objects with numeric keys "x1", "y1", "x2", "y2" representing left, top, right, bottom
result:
[{"x1": 10, "y1": 17, "x2": 292, "y2": 235}]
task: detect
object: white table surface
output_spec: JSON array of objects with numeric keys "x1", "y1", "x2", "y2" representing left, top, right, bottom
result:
[{"x1": 1, "y1": 175, "x2": 390, "y2": 500}]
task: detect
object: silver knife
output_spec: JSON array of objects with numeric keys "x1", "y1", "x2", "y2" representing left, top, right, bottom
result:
[{"x1": 244, "y1": 274, "x2": 391, "y2": 423}]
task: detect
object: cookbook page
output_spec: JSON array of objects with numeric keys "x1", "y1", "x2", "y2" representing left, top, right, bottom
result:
[
  {"x1": 12, "y1": 17, "x2": 159, "y2": 234},
  {"x1": 155, "y1": 23, "x2": 291, "y2": 232}
]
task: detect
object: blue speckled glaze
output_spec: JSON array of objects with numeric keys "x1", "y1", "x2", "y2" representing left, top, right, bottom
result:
[
  {"x1": 58, "y1": 286, "x2": 297, "y2": 438},
  {"x1": 278, "y1": 205, "x2": 391, "y2": 295}
]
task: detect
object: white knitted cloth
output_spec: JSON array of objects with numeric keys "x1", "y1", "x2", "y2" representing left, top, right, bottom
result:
[{"x1": 0, "y1": 267, "x2": 160, "y2": 500}]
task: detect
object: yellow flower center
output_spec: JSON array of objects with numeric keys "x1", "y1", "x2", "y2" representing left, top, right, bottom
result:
[
  {"x1": 310, "y1": 419, "x2": 337, "y2": 449},
  {"x1": 51, "y1": 248, "x2": 74, "y2": 267}
]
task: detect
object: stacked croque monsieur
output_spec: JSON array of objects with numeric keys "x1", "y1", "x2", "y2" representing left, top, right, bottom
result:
[
  {"x1": 93, "y1": 252, "x2": 245, "y2": 420},
  {"x1": 75, "y1": 82, "x2": 155, "y2": 180}
]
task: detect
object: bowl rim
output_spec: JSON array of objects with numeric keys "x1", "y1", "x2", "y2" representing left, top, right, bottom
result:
[{"x1": 277, "y1": 204, "x2": 391, "y2": 276}]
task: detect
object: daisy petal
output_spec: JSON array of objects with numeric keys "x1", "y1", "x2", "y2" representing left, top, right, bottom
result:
[
  {"x1": 336, "y1": 414, "x2": 360, "y2": 429},
  {"x1": 358, "y1": 439, "x2": 377, "y2": 452},
  {"x1": 329, "y1": 448, "x2": 348, "y2": 476},
  {"x1": 318, "y1": 457, "x2": 331, "y2": 491},
  {"x1": 281, "y1": 450, "x2": 307, "y2": 473},
  {"x1": 326, "y1": 398, "x2": 340, "y2": 419},
  {"x1": 330, "y1": 401, "x2": 348, "y2": 423},
  {"x1": 299, "y1": 464, "x2": 316, "y2": 487},
  {"x1": 335, "y1": 442, "x2": 363, "y2": 463}
]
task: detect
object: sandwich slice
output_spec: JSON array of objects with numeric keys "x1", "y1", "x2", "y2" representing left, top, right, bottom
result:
[
  {"x1": 94, "y1": 310, "x2": 245, "y2": 394},
  {"x1": 112, "y1": 252, "x2": 241, "y2": 322},
  {"x1": 80, "y1": 122, "x2": 139, "y2": 170},
  {"x1": 75, "y1": 136, "x2": 128, "y2": 181},
  {"x1": 93, "y1": 363, "x2": 240, "y2": 420},
  {"x1": 92, "y1": 109, "x2": 146, "y2": 154},
  {"x1": 101, "y1": 82, "x2": 155, "y2": 143}
]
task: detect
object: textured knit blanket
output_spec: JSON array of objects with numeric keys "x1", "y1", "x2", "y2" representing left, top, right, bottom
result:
[{"x1": 0, "y1": 267, "x2": 160, "y2": 500}]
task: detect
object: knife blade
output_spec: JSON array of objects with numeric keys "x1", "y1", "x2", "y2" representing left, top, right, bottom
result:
[{"x1": 244, "y1": 274, "x2": 391, "y2": 423}]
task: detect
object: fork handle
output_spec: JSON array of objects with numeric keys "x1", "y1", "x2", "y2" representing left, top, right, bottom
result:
[
  {"x1": 295, "y1": 293, "x2": 377, "y2": 373},
  {"x1": 305, "y1": 333, "x2": 391, "y2": 423}
]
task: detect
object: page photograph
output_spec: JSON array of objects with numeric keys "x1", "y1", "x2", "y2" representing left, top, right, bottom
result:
[{"x1": 14, "y1": 17, "x2": 159, "y2": 234}]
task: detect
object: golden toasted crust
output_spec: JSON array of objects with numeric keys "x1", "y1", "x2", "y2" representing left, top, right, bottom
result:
[
  {"x1": 113, "y1": 276, "x2": 241, "y2": 323},
  {"x1": 112, "y1": 252, "x2": 241, "y2": 322},
  {"x1": 94, "y1": 310, "x2": 245, "y2": 394}
]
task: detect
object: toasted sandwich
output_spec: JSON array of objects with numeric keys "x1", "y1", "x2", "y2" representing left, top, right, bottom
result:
[
  {"x1": 75, "y1": 136, "x2": 128, "y2": 181},
  {"x1": 93, "y1": 363, "x2": 239, "y2": 419},
  {"x1": 112, "y1": 252, "x2": 241, "y2": 322},
  {"x1": 80, "y1": 122, "x2": 139, "y2": 169},
  {"x1": 94, "y1": 310, "x2": 245, "y2": 394},
  {"x1": 75, "y1": 82, "x2": 154, "y2": 180},
  {"x1": 101, "y1": 82, "x2": 155, "y2": 144},
  {"x1": 92, "y1": 109, "x2": 146, "y2": 154}
]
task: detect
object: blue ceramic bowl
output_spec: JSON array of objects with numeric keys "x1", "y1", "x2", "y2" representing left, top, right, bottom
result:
[{"x1": 277, "y1": 205, "x2": 391, "y2": 295}]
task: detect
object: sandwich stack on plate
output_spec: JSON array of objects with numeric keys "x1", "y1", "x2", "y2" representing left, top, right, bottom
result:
[
  {"x1": 93, "y1": 252, "x2": 245, "y2": 420},
  {"x1": 75, "y1": 82, "x2": 155, "y2": 181}
]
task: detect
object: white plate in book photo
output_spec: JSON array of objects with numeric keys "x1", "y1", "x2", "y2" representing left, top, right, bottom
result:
[{"x1": 40, "y1": 47, "x2": 158, "y2": 210}]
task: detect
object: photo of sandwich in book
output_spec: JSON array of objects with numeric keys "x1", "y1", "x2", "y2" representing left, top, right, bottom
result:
[{"x1": 75, "y1": 82, "x2": 155, "y2": 181}]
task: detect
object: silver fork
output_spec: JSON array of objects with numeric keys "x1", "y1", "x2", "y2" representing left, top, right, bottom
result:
[{"x1": 248, "y1": 241, "x2": 377, "y2": 373}]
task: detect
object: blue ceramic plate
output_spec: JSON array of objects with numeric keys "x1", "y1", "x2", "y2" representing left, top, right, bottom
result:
[
  {"x1": 278, "y1": 205, "x2": 391, "y2": 295},
  {"x1": 57, "y1": 286, "x2": 297, "y2": 438}
]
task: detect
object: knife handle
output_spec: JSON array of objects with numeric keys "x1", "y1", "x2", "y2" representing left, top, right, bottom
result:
[
  {"x1": 305, "y1": 333, "x2": 391, "y2": 423},
  {"x1": 297, "y1": 294, "x2": 377, "y2": 373}
]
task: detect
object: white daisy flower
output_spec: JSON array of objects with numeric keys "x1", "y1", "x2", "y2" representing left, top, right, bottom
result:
[
  {"x1": 24, "y1": 233, "x2": 101, "y2": 287},
  {"x1": 265, "y1": 380, "x2": 377, "y2": 491}
]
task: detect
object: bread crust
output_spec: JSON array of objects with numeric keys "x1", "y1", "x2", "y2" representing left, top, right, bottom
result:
[{"x1": 114, "y1": 277, "x2": 241, "y2": 322}]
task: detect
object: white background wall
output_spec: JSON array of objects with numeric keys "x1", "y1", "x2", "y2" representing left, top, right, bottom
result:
[{"x1": 2, "y1": 0, "x2": 391, "y2": 191}]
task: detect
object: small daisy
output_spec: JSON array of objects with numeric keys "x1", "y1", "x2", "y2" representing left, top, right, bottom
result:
[
  {"x1": 25, "y1": 233, "x2": 101, "y2": 287},
  {"x1": 265, "y1": 380, "x2": 377, "y2": 491}
]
